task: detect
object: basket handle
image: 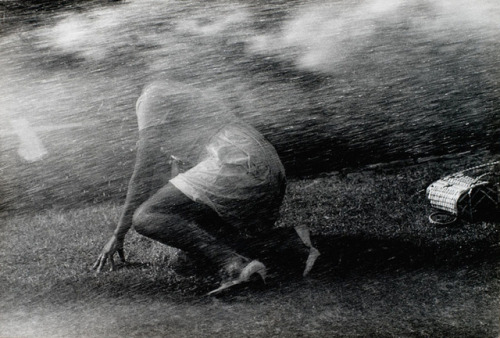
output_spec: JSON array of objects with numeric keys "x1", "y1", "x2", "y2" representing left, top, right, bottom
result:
[{"x1": 444, "y1": 160, "x2": 500, "y2": 182}]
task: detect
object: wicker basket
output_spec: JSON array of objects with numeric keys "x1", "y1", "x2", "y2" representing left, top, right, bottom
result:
[{"x1": 426, "y1": 165, "x2": 499, "y2": 222}]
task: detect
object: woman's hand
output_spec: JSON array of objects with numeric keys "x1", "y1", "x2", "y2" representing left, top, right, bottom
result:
[{"x1": 92, "y1": 235, "x2": 126, "y2": 272}]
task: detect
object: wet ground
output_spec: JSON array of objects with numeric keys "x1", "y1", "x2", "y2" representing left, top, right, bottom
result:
[
  {"x1": 1, "y1": 160, "x2": 499, "y2": 336},
  {"x1": 1, "y1": 1, "x2": 499, "y2": 336}
]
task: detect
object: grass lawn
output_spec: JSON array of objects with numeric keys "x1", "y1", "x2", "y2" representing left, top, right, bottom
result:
[
  {"x1": 1, "y1": 154, "x2": 499, "y2": 337},
  {"x1": 0, "y1": 1, "x2": 499, "y2": 336}
]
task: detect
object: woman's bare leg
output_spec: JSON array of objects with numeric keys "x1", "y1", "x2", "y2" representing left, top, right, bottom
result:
[{"x1": 132, "y1": 182, "x2": 246, "y2": 270}]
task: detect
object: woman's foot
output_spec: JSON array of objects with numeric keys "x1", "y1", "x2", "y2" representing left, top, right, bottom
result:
[{"x1": 207, "y1": 259, "x2": 267, "y2": 296}]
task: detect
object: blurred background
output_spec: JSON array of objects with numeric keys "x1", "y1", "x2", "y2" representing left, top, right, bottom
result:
[{"x1": 1, "y1": 0, "x2": 499, "y2": 213}]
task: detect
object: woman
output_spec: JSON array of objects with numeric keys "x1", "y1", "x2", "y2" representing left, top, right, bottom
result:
[{"x1": 93, "y1": 80, "x2": 318, "y2": 294}]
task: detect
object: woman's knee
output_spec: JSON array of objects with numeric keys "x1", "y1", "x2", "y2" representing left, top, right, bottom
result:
[
  {"x1": 132, "y1": 202, "x2": 156, "y2": 236},
  {"x1": 132, "y1": 198, "x2": 188, "y2": 237}
]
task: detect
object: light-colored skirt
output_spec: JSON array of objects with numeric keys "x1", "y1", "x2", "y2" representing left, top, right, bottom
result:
[{"x1": 170, "y1": 123, "x2": 286, "y2": 229}]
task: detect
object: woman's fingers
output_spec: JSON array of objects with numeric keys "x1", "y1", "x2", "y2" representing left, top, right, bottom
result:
[
  {"x1": 97, "y1": 256, "x2": 106, "y2": 272},
  {"x1": 93, "y1": 252, "x2": 124, "y2": 272},
  {"x1": 93, "y1": 254, "x2": 107, "y2": 273},
  {"x1": 117, "y1": 248, "x2": 126, "y2": 262},
  {"x1": 92, "y1": 255, "x2": 104, "y2": 271},
  {"x1": 92, "y1": 257, "x2": 99, "y2": 270},
  {"x1": 109, "y1": 255, "x2": 115, "y2": 271}
]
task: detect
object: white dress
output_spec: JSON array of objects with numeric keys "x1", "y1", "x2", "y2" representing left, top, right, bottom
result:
[{"x1": 136, "y1": 81, "x2": 286, "y2": 228}]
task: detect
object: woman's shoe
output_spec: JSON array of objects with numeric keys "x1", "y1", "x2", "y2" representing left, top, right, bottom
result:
[{"x1": 207, "y1": 260, "x2": 266, "y2": 296}]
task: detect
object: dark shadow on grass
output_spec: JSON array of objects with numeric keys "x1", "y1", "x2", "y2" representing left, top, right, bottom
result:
[
  {"x1": 19, "y1": 227, "x2": 499, "y2": 307},
  {"x1": 228, "y1": 226, "x2": 500, "y2": 278},
  {"x1": 309, "y1": 233, "x2": 500, "y2": 278}
]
